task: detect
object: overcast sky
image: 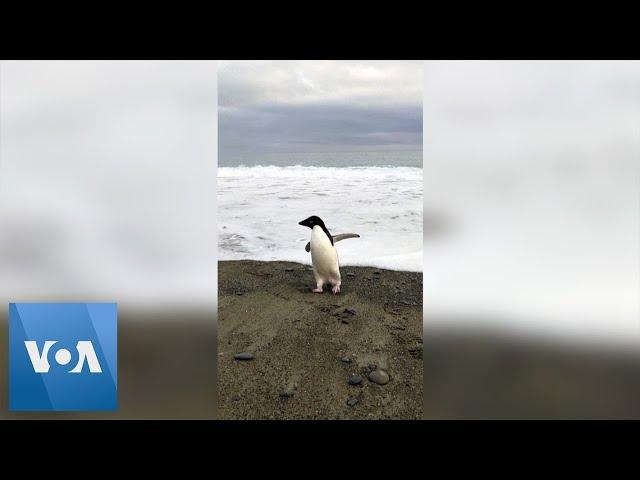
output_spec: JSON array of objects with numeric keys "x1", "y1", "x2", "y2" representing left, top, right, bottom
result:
[{"x1": 218, "y1": 61, "x2": 422, "y2": 161}]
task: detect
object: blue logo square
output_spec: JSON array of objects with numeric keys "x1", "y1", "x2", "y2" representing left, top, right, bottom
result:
[{"x1": 9, "y1": 303, "x2": 118, "y2": 411}]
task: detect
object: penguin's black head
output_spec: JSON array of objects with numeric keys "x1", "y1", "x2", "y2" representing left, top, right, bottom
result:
[
  {"x1": 298, "y1": 215, "x2": 333, "y2": 244},
  {"x1": 298, "y1": 215, "x2": 324, "y2": 229}
]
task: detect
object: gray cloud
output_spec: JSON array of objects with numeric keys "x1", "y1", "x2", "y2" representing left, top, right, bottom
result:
[{"x1": 218, "y1": 61, "x2": 422, "y2": 163}]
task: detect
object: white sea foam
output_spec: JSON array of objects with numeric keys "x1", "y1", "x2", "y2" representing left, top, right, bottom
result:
[{"x1": 218, "y1": 165, "x2": 423, "y2": 271}]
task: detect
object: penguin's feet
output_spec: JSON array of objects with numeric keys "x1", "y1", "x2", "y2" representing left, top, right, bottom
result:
[
  {"x1": 313, "y1": 287, "x2": 324, "y2": 293},
  {"x1": 331, "y1": 285, "x2": 341, "y2": 294}
]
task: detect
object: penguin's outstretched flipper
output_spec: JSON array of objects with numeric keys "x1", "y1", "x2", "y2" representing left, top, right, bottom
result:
[
  {"x1": 333, "y1": 233, "x2": 360, "y2": 243},
  {"x1": 304, "y1": 233, "x2": 360, "y2": 252}
]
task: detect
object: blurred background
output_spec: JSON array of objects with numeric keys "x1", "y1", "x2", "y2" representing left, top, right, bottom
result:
[
  {"x1": 423, "y1": 60, "x2": 640, "y2": 418},
  {"x1": 0, "y1": 61, "x2": 218, "y2": 419}
]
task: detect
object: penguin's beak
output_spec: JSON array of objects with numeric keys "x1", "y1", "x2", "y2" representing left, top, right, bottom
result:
[{"x1": 299, "y1": 216, "x2": 314, "y2": 228}]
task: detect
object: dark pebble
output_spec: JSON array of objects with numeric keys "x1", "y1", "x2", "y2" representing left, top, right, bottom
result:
[
  {"x1": 285, "y1": 268, "x2": 294, "y2": 272},
  {"x1": 234, "y1": 352, "x2": 254, "y2": 361},
  {"x1": 341, "y1": 318, "x2": 350, "y2": 324},
  {"x1": 368, "y1": 370, "x2": 390, "y2": 385},
  {"x1": 236, "y1": 292, "x2": 243, "y2": 296},
  {"x1": 279, "y1": 390, "x2": 294, "y2": 398},
  {"x1": 409, "y1": 346, "x2": 423, "y2": 359},
  {"x1": 346, "y1": 396, "x2": 359, "y2": 407},
  {"x1": 348, "y1": 374, "x2": 363, "y2": 386},
  {"x1": 344, "y1": 308, "x2": 356, "y2": 315},
  {"x1": 373, "y1": 271, "x2": 381, "y2": 275}
]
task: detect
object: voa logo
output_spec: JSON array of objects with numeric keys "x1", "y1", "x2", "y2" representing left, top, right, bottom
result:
[
  {"x1": 24, "y1": 340, "x2": 103, "y2": 373},
  {"x1": 9, "y1": 303, "x2": 118, "y2": 412}
]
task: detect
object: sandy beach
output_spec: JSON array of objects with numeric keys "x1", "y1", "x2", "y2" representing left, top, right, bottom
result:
[
  {"x1": 217, "y1": 260, "x2": 423, "y2": 419},
  {"x1": 3, "y1": 302, "x2": 638, "y2": 419}
]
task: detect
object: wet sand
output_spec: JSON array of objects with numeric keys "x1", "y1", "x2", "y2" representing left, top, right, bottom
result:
[{"x1": 217, "y1": 260, "x2": 424, "y2": 419}]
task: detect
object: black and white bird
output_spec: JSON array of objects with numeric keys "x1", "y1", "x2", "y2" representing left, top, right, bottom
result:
[{"x1": 298, "y1": 215, "x2": 360, "y2": 294}]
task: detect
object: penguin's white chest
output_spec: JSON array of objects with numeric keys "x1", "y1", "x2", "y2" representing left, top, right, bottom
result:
[{"x1": 310, "y1": 225, "x2": 340, "y2": 281}]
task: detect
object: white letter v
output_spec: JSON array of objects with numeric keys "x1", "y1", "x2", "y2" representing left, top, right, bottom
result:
[{"x1": 24, "y1": 341, "x2": 57, "y2": 373}]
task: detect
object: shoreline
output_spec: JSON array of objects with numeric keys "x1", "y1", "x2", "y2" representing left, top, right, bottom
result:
[
  {"x1": 217, "y1": 257, "x2": 424, "y2": 274},
  {"x1": 218, "y1": 260, "x2": 423, "y2": 419}
]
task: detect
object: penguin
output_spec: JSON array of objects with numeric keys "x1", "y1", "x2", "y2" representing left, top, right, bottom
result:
[{"x1": 298, "y1": 215, "x2": 360, "y2": 294}]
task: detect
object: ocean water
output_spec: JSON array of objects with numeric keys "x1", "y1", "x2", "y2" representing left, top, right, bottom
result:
[
  {"x1": 218, "y1": 163, "x2": 423, "y2": 271},
  {"x1": 219, "y1": 150, "x2": 423, "y2": 168}
]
